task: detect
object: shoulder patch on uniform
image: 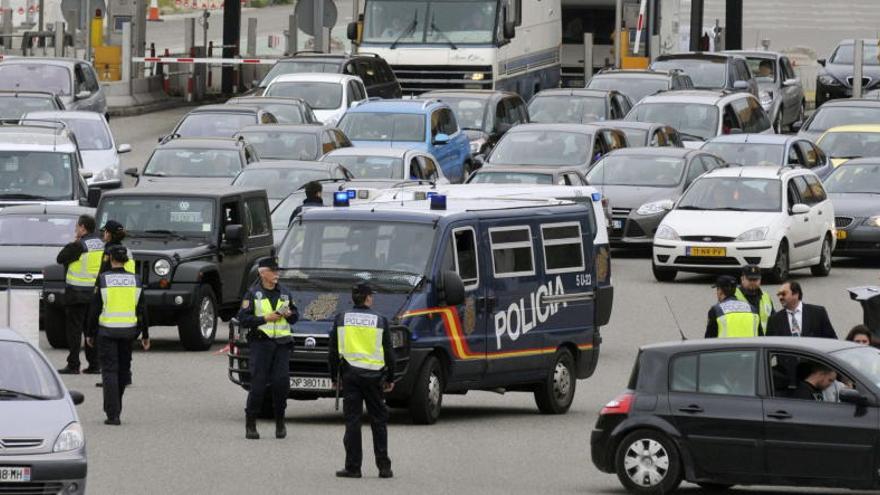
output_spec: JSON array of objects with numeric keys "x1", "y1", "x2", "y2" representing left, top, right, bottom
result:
[
  {"x1": 254, "y1": 291, "x2": 263, "y2": 299},
  {"x1": 241, "y1": 299, "x2": 250, "y2": 309}
]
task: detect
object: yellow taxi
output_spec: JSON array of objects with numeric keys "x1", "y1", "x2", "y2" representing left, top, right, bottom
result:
[{"x1": 816, "y1": 124, "x2": 880, "y2": 168}]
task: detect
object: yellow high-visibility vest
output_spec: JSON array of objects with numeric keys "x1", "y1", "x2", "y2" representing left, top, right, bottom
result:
[
  {"x1": 254, "y1": 296, "x2": 292, "y2": 338},
  {"x1": 66, "y1": 235, "x2": 105, "y2": 288},
  {"x1": 337, "y1": 312, "x2": 384, "y2": 371},
  {"x1": 715, "y1": 300, "x2": 761, "y2": 338},
  {"x1": 98, "y1": 272, "x2": 140, "y2": 329},
  {"x1": 735, "y1": 288, "x2": 772, "y2": 334}
]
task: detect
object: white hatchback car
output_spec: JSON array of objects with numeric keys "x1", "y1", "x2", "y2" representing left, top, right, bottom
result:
[
  {"x1": 263, "y1": 73, "x2": 367, "y2": 127},
  {"x1": 652, "y1": 166, "x2": 835, "y2": 282}
]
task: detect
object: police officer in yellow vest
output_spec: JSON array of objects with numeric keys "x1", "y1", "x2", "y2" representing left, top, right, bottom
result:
[
  {"x1": 329, "y1": 283, "x2": 396, "y2": 479},
  {"x1": 735, "y1": 264, "x2": 774, "y2": 335},
  {"x1": 705, "y1": 275, "x2": 761, "y2": 338},
  {"x1": 98, "y1": 220, "x2": 136, "y2": 275},
  {"x1": 56, "y1": 214, "x2": 104, "y2": 375},
  {"x1": 86, "y1": 246, "x2": 149, "y2": 425},
  {"x1": 237, "y1": 258, "x2": 298, "y2": 440}
]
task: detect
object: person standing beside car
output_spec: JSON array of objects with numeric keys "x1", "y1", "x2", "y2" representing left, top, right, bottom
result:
[
  {"x1": 734, "y1": 264, "x2": 774, "y2": 335},
  {"x1": 766, "y1": 281, "x2": 837, "y2": 338},
  {"x1": 705, "y1": 275, "x2": 760, "y2": 339}
]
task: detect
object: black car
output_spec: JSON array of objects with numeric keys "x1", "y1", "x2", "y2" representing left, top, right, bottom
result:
[
  {"x1": 252, "y1": 52, "x2": 402, "y2": 99},
  {"x1": 824, "y1": 158, "x2": 880, "y2": 256},
  {"x1": 528, "y1": 88, "x2": 632, "y2": 124},
  {"x1": 651, "y1": 52, "x2": 758, "y2": 97},
  {"x1": 233, "y1": 124, "x2": 351, "y2": 161},
  {"x1": 126, "y1": 137, "x2": 260, "y2": 187},
  {"x1": 587, "y1": 69, "x2": 694, "y2": 104},
  {"x1": 0, "y1": 90, "x2": 64, "y2": 120},
  {"x1": 604, "y1": 121, "x2": 683, "y2": 147},
  {"x1": 797, "y1": 98, "x2": 880, "y2": 143},
  {"x1": 421, "y1": 89, "x2": 528, "y2": 157},
  {"x1": 43, "y1": 186, "x2": 274, "y2": 350},
  {"x1": 592, "y1": 337, "x2": 880, "y2": 493},
  {"x1": 225, "y1": 96, "x2": 319, "y2": 124},
  {"x1": 816, "y1": 39, "x2": 880, "y2": 107},
  {"x1": 163, "y1": 105, "x2": 277, "y2": 141}
]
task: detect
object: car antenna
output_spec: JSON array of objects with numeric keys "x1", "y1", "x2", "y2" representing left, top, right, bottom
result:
[{"x1": 664, "y1": 296, "x2": 688, "y2": 341}]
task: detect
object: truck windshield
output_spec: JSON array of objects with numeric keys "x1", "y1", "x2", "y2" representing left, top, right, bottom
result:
[
  {"x1": 363, "y1": 0, "x2": 499, "y2": 45},
  {"x1": 279, "y1": 220, "x2": 435, "y2": 277},
  {"x1": 0, "y1": 151, "x2": 74, "y2": 201},
  {"x1": 98, "y1": 198, "x2": 215, "y2": 237}
]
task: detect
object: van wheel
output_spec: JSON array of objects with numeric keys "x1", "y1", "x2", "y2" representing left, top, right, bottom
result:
[
  {"x1": 178, "y1": 284, "x2": 217, "y2": 351},
  {"x1": 811, "y1": 235, "x2": 832, "y2": 277},
  {"x1": 409, "y1": 355, "x2": 443, "y2": 424},
  {"x1": 652, "y1": 262, "x2": 676, "y2": 282},
  {"x1": 535, "y1": 348, "x2": 576, "y2": 414},
  {"x1": 615, "y1": 429, "x2": 682, "y2": 494},
  {"x1": 767, "y1": 242, "x2": 789, "y2": 284},
  {"x1": 44, "y1": 304, "x2": 68, "y2": 349}
]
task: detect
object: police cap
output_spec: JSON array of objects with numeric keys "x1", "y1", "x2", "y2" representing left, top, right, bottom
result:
[
  {"x1": 741, "y1": 264, "x2": 762, "y2": 280},
  {"x1": 712, "y1": 275, "x2": 737, "y2": 289},
  {"x1": 101, "y1": 219, "x2": 125, "y2": 234},
  {"x1": 258, "y1": 257, "x2": 279, "y2": 271}
]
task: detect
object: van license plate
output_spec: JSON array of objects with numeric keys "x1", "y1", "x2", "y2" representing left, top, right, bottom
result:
[
  {"x1": 687, "y1": 247, "x2": 726, "y2": 257},
  {"x1": 0, "y1": 467, "x2": 31, "y2": 482},
  {"x1": 290, "y1": 377, "x2": 332, "y2": 390}
]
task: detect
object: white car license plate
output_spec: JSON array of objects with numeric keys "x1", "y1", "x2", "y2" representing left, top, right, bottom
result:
[
  {"x1": 0, "y1": 467, "x2": 31, "y2": 482},
  {"x1": 289, "y1": 377, "x2": 332, "y2": 391},
  {"x1": 612, "y1": 219, "x2": 624, "y2": 229}
]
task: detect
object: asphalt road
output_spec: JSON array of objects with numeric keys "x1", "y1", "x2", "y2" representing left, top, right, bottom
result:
[{"x1": 40, "y1": 109, "x2": 880, "y2": 494}]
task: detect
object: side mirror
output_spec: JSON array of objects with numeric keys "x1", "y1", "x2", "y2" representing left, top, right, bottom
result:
[
  {"x1": 817, "y1": 58, "x2": 826, "y2": 67},
  {"x1": 503, "y1": 21, "x2": 516, "y2": 40},
  {"x1": 732, "y1": 80, "x2": 750, "y2": 90},
  {"x1": 117, "y1": 143, "x2": 132, "y2": 154},
  {"x1": 223, "y1": 224, "x2": 244, "y2": 247},
  {"x1": 94, "y1": 179, "x2": 122, "y2": 190},
  {"x1": 347, "y1": 22, "x2": 358, "y2": 42},
  {"x1": 790, "y1": 121, "x2": 803, "y2": 132},
  {"x1": 75, "y1": 90, "x2": 91, "y2": 100},
  {"x1": 839, "y1": 388, "x2": 868, "y2": 406},
  {"x1": 80, "y1": 170, "x2": 93, "y2": 180},
  {"x1": 87, "y1": 187, "x2": 102, "y2": 208},
  {"x1": 68, "y1": 390, "x2": 84, "y2": 406},
  {"x1": 783, "y1": 78, "x2": 799, "y2": 87},
  {"x1": 791, "y1": 203, "x2": 810, "y2": 215},
  {"x1": 123, "y1": 167, "x2": 139, "y2": 177},
  {"x1": 433, "y1": 133, "x2": 450, "y2": 145},
  {"x1": 438, "y1": 270, "x2": 465, "y2": 307}
]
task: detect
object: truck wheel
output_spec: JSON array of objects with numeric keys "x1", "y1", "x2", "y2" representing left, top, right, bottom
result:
[
  {"x1": 178, "y1": 285, "x2": 217, "y2": 351},
  {"x1": 535, "y1": 348, "x2": 576, "y2": 414},
  {"x1": 44, "y1": 304, "x2": 68, "y2": 349},
  {"x1": 615, "y1": 429, "x2": 682, "y2": 494},
  {"x1": 409, "y1": 355, "x2": 443, "y2": 425}
]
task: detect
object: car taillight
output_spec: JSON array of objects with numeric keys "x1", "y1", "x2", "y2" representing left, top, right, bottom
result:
[{"x1": 600, "y1": 392, "x2": 634, "y2": 415}]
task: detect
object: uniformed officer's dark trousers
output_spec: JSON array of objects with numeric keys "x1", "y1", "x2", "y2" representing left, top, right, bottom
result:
[
  {"x1": 342, "y1": 371, "x2": 390, "y2": 471},
  {"x1": 65, "y1": 303, "x2": 98, "y2": 370},
  {"x1": 245, "y1": 338, "x2": 291, "y2": 418},
  {"x1": 98, "y1": 331, "x2": 135, "y2": 420}
]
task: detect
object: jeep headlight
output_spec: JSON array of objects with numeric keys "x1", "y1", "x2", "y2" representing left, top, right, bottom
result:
[
  {"x1": 866, "y1": 216, "x2": 880, "y2": 228},
  {"x1": 655, "y1": 224, "x2": 679, "y2": 240},
  {"x1": 637, "y1": 199, "x2": 673, "y2": 216},
  {"x1": 391, "y1": 329, "x2": 406, "y2": 348},
  {"x1": 818, "y1": 73, "x2": 841, "y2": 86},
  {"x1": 153, "y1": 259, "x2": 171, "y2": 276},
  {"x1": 53, "y1": 422, "x2": 84, "y2": 452},
  {"x1": 735, "y1": 226, "x2": 769, "y2": 242},
  {"x1": 759, "y1": 90, "x2": 773, "y2": 109}
]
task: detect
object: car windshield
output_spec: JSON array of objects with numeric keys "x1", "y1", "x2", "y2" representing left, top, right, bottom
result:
[
  {"x1": 98, "y1": 197, "x2": 215, "y2": 237},
  {"x1": 280, "y1": 220, "x2": 435, "y2": 277},
  {"x1": 264, "y1": 82, "x2": 342, "y2": 110},
  {"x1": 259, "y1": 61, "x2": 342, "y2": 87},
  {"x1": 588, "y1": 76, "x2": 668, "y2": 103},
  {"x1": 701, "y1": 142, "x2": 784, "y2": 166},
  {"x1": 0, "y1": 341, "x2": 62, "y2": 400},
  {"x1": 175, "y1": 113, "x2": 257, "y2": 138},
  {"x1": 652, "y1": 58, "x2": 727, "y2": 88},
  {"x1": 823, "y1": 163, "x2": 880, "y2": 193},
  {"x1": 0, "y1": 151, "x2": 74, "y2": 200},
  {"x1": 627, "y1": 102, "x2": 719, "y2": 140},
  {"x1": 468, "y1": 171, "x2": 554, "y2": 184},
  {"x1": 233, "y1": 168, "x2": 337, "y2": 200},
  {"x1": 436, "y1": 97, "x2": 486, "y2": 130},
  {"x1": 0, "y1": 64, "x2": 71, "y2": 95},
  {"x1": 529, "y1": 96, "x2": 607, "y2": 124},
  {"x1": 745, "y1": 57, "x2": 776, "y2": 82},
  {"x1": 618, "y1": 128, "x2": 648, "y2": 145},
  {"x1": 830, "y1": 43, "x2": 880, "y2": 65},
  {"x1": 807, "y1": 107, "x2": 880, "y2": 133},
  {"x1": 363, "y1": 0, "x2": 498, "y2": 45},
  {"x1": 0, "y1": 214, "x2": 77, "y2": 245},
  {"x1": 818, "y1": 132, "x2": 880, "y2": 159},
  {"x1": 144, "y1": 149, "x2": 243, "y2": 177},
  {"x1": 0, "y1": 96, "x2": 58, "y2": 119},
  {"x1": 587, "y1": 155, "x2": 685, "y2": 187},
  {"x1": 330, "y1": 155, "x2": 405, "y2": 179},
  {"x1": 59, "y1": 118, "x2": 112, "y2": 150},
  {"x1": 490, "y1": 131, "x2": 590, "y2": 166},
  {"x1": 339, "y1": 113, "x2": 425, "y2": 142},
  {"x1": 677, "y1": 177, "x2": 781, "y2": 211},
  {"x1": 238, "y1": 131, "x2": 319, "y2": 160},
  {"x1": 834, "y1": 346, "x2": 880, "y2": 388}
]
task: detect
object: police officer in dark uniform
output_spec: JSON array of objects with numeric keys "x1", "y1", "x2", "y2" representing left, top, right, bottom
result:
[
  {"x1": 329, "y1": 283, "x2": 396, "y2": 479},
  {"x1": 86, "y1": 246, "x2": 149, "y2": 425},
  {"x1": 705, "y1": 275, "x2": 760, "y2": 339},
  {"x1": 237, "y1": 258, "x2": 298, "y2": 440}
]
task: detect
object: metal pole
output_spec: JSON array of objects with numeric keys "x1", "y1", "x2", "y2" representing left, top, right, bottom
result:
[
  {"x1": 38, "y1": 0, "x2": 43, "y2": 31},
  {"x1": 853, "y1": 39, "x2": 864, "y2": 99},
  {"x1": 646, "y1": 0, "x2": 655, "y2": 59},
  {"x1": 689, "y1": 0, "x2": 703, "y2": 52},
  {"x1": 54, "y1": 21, "x2": 64, "y2": 56},
  {"x1": 246, "y1": 17, "x2": 256, "y2": 56},
  {"x1": 614, "y1": 0, "x2": 622, "y2": 68},
  {"x1": 85, "y1": 0, "x2": 92, "y2": 61},
  {"x1": 313, "y1": 0, "x2": 325, "y2": 52},
  {"x1": 185, "y1": 17, "x2": 195, "y2": 102},
  {"x1": 583, "y1": 32, "x2": 593, "y2": 86},
  {"x1": 287, "y1": 13, "x2": 296, "y2": 55},
  {"x1": 724, "y1": 0, "x2": 742, "y2": 51},
  {"x1": 121, "y1": 20, "x2": 131, "y2": 83},
  {"x1": 222, "y1": 0, "x2": 241, "y2": 93},
  {"x1": 350, "y1": 0, "x2": 358, "y2": 53}
]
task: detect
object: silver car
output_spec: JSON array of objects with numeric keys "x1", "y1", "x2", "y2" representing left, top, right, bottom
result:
[
  {"x1": 0, "y1": 328, "x2": 86, "y2": 494},
  {"x1": 725, "y1": 50, "x2": 806, "y2": 133},
  {"x1": 0, "y1": 58, "x2": 108, "y2": 118}
]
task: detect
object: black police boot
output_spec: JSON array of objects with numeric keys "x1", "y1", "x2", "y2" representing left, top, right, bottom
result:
[
  {"x1": 335, "y1": 469, "x2": 362, "y2": 478},
  {"x1": 275, "y1": 418, "x2": 286, "y2": 439},
  {"x1": 104, "y1": 417, "x2": 121, "y2": 426},
  {"x1": 378, "y1": 467, "x2": 393, "y2": 479},
  {"x1": 245, "y1": 416, "x2": 259, "y2": 440}
]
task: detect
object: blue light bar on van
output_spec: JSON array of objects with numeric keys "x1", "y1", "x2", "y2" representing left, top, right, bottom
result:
[
  {"x1": 430, "y1": 194, "x2": 447, "y2": 210},
  {"x1": 333, "y1": 191, "x2": 350, "y2": 207},
  {"x1": 426, "y1": 192, "x2": 438, "y2": 199},
  {"x1": 346, "y1": 189, "x2": 356, "y2": 199},
  {"x1": 591, "y1": 192, "x2": 602, "y2": 202}
]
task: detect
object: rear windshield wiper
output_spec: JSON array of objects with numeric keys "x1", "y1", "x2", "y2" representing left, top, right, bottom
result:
[
  {"x1": 0, "y1": 193, "x2": 49, "y2": 200},
  {"x1": 0, "y1": 388, "x2": 49, "y2": 400}
]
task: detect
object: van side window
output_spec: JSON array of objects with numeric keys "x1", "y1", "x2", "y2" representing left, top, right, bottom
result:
[
  {"x1": 453, "y1": 228, "x2": 479, "y2": 289},
  {"x1": 540, "y1": 222, "x2": 584, "y2": 273},
  {"x1": 489, "y1": 226, "x2": 534, "y2": 277}
]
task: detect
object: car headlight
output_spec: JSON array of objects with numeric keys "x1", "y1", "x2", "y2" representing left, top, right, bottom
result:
[
  {"x1": 759, "y1": 90, "x2": 773, "y2": 109},
  {"x1": 735, "y1": 226, "x2": 769, "y2": 242},
  {"x1": 637, "y1": 199, "x2": 673, "y2": 216},
  {"x1": 466, "y1": 72, "x2": 485, "y2": 81},
  {"x1": 53, "y1": 422, "x2": 84, "y2": 452},
  {"x1": 469, "y1": 138, "x2": 486, "y2": 154},
  {"x1": 866, "y1": 216, "x2": 880, "y2": 228},
  {"x1": 818, "y1": 73, "x2": 841, "y2": 86},
  {"x1": 153, "y1": 259, "x2": 171, "y2": 276},
  {"x1": 93, "y1": 164, "x2": 120, "y2": 182},
  {"x1": 655, "y1": 224, "x2": 679, "y2": 240}
]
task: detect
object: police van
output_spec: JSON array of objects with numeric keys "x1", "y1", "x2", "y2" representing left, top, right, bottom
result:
[{"x1": 228, "y1": 194, "x2": 613, "y2": 424}]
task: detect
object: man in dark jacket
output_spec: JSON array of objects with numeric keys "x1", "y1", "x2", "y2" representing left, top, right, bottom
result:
[
  {"x1": 766, "y1": 280, "x2": 837, "y2": 338},
  {"x1": 290, "y1": 180, "x2": 324, "y2": 224}
]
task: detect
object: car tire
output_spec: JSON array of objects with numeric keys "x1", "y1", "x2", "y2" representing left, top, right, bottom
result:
[
  {"x1": 44, "y1": 304, "x2": 68, "y2": 349},
  {"x1": 696, "y1": 482, "x2": 734, "y2": 492},
  {"x1": 811, "y1": 234, "x2": 833, "y2": 277},
  {"x1": 615, "y1": 429, "x2": 682, "y2": 495},
  {"x1": 767, "y1": 241, "x2": 789, "y2": 284},
  {"x1": 652, "y1": 262, "x2": 677, "y2": 282},
  {"x1": 534, "y1": 348, "x2": 576, "y2": 414},
  {"x1": 178, "y1": 284, "x2": 218, "y2": 351},
  {"x1": 409, "y1": 355, "x2": 443, "y2": 425}
]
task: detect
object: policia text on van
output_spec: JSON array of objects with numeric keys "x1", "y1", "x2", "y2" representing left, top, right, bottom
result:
[{"x1": 228, "y1": 195, "x2": 613, "y2": 424}]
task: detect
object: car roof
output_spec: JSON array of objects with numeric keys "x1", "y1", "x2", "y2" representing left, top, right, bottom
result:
[
  {"x1": 723, "y1": 50, "x2": 781, "y2": 59},
  {"x1": 102, "y1": 184, "x2": 264, "y2": 198},
  {"x1": 422, "y1": 89, "x2": 518, "y2": 99},
  {"x1": 347, "y1": 99, "x2": 444, "y2": 114},
  {"x1": 607, "y1": 146, "x2": 696, "y2": 158},
  {"x1": 534, "y1": 88, "x2": 612, "y2": 98},
  {"x1": 0, "y1": 57, "x2": 80, "y2": 68},
  {"x1": 324, "y1": 147, "x2": 411, "y2": 158},
  {"x1": 603, "y1": 120, "x2": 661, "y2": 130},
  {"x1": 0, "y1": 90, "x2": 57, "y2": 98},
  {"x1": 226, "y1": 96, "x2": 308, "y2": 106},
  {"x1": 507, "y1": 122, "x2": 604, "y2": 134},
  {"x1": 594, "y1": 69, "x2": 673, "y2": 78},
  {"x1": 158, "y1": 137, "x2": 244, "y2": 149},
  {"x1": 656, "y1": 51, "x2": 738, "y2": 61},
  {"x1": 268, "y1": 73, "x2": 360, "y2": 84},
  {"x1": 237, "y1": 123, "x2": 323, "y2": 134},
  {"x1": 641, "y1": 336, "x2": 858, "y2": 355},
  {"x1": 24, "y1": 110, "x2": 103, "y2": 120},
  {"x1": 823, "y1": 124, "x2": 880, "y2": 133},
  {"x1": 188, "y1": 104, "x2": 259, "y2": 114},
  {"x1": 836, "y1": 157, "x2": 880, "y2": 166},
  {"x1": 245, "y1": 159, "x2": 332, "y2": 170},
  {"x1": 638, "y1": 89, "x2": 738, "y2": 104},
  {"x1": 304, "y1": 197, "x2": 583, "y2": 221},
  {"x1": 0, "y1": 204, "x2": 94, "y2": 216},
  {"x1": 817, "y1": 98, "x2": 880, "y2": 109},
  {"x1": 706, "y1": 133, "x2": 796, "y2": 145},
  {"x1": 278, "y1": 53, "x2": 353, "y2": 61},
  {"x1": 0, "y1": 124, "x2": 76, "y2": 150},
  {"x1": 704, "y1": 165, "x2": 801, "y2": 179},
  {"x1": 474, "y1": 165, "x2": 569, "y2": 175}
]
